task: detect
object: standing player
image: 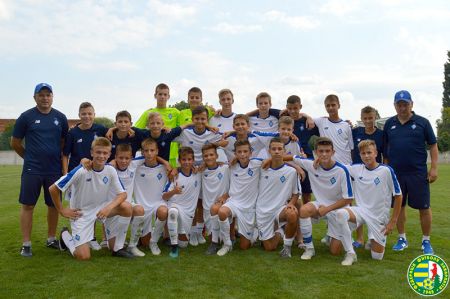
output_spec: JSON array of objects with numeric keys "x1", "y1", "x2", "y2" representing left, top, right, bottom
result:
[
  {"x1": 249, "y1": 92, "x2": 279, "y2": 133},
  {"x1": 178, "y1": 87, "x2": 215, "y2": 125},
  {"x1": 11, "y1": 83, "x2": 68, "y2": 257},
  {"x1": 291, "y1": 137, "x2": 356, "y2": 266},
  {"x1": 216, "y1": 140, "x2": 262, "y2": 256},
  {"x1": 256, "y1": 137, "x2": 300, "y2": 258},
  {"x1": 108, "y1": 110, "x2": 145, "y2": 160},
  {"x1": 344, "y1": 140, "x2": 402, "y2": 260},
  {"x1": 131, "y1": 138, "x2": 169, "y2": 255},
  {"x1": 134, "y1": 83, "x2": 180, "y2": 167},
  {"x1": 383, "y1": 90, "x2": 438, "y2": 254},
  {"x1": 201, "y1": 144, "x2": 230, "y2": 255},
  {"x1": 164, "y1": 147, "x2": 202, "y2": 258},
  {"x1": 49, "y1": 137, "x2": 133, "y2": 260}
]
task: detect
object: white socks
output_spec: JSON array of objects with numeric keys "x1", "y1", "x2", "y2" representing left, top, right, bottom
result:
[
  {"x1": 283, "y1": 236, "x2": 294, "y2": 247},
  {"x1": 371, "y1": 250, "x2": 384, "y2": 260},
  {"x1": 211, "y1": 215, "x2": 220, "y2": 243},
  {"x1": 335, "y1": 209, "x2": 355, "y2": 255},
  {"x1": 196, "y1": 222, "x2": 204, "y2": 235},
  {"x1": 113, "y1": 216, "x2": 131, "y2": 252},
  {"x1": 168, "y1": 208, "x2": 179, "y2": 245},
  {"x1": 61, "y1": 230, "x2": 76, "y2": 255},
  {"x1": 219, "y1": 219, "x2": 232, "y2": 246},
  {"x1": 129, "y1": 215, "x2": 144, "y2": 248},
  {"x1": 151, "y1": 218, "x2": 166, "y2": 244},
  {"x1": 300, "y1": 217, "x2": 313, "y2": 249}
]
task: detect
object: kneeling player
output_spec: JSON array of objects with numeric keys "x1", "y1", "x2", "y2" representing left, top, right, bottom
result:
[
  {"x1": 345, "y1": 140, "x2": 402, "y2": 260},
  {"x1": 49, "y1": 137, "x2": 133, "y2": 260},
  {"x1": 163, "y1": 147, "x2": 202, "y2": 258},
  {"x1": 216, "y1": 140, "x2": 262, "y2": 256},
  {"x1": 256, "y1": 137, "x2": 300, "y2": 258}
]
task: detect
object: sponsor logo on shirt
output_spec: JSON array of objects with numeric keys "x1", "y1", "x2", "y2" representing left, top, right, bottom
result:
[
  {"x1": 86, "y1": 178, "x2": 92, "y2": 182},
  {"x1": 217, "y1": 173, "x2": 223, "y2": 180},
  {"x1": 269, "y1": 120, "x2": 274, "y2": 127},
  {"x1": 411, "y1": 124, "x2": 416, "y2": 130},
  {"x1": 77, "y1": 139, "x2": 83, "y2": 143},
  {"x1": 330, "y1": 177, "x2": 336, "y2": 185},
  {"x1": 374, "y1": 177, "x2": 381, "y2": 185},
  {"x1": 103, "y1": 176, "x2": 109, "y2": 184},
  {"x1": 337, "y1": 128, "x2": 343, "y2": 134},
  {"x1": 248, "y1": 169, "x2": 254, "y2": 176},
  {"x1": 35, "y1": 120, "x2": 41, "y2": 124},
  {"x1": 75, "y1": 234, "x2": 80, "y2": 241},
  {"x1": 168, "y1": 114, "x2": 173, "y2": 119},
  {"x1": 157, "y1": 173, "x2": 163, "y2": 180},
  {"x1": 54, "y1": 118, "x2": 59, "y2": 126},
  {"x1": 391, "y1": 125, "x2": 396, "y2": 130},
  {"x1": 280, "y1": 176, "x2": 286, "y2": 183}
]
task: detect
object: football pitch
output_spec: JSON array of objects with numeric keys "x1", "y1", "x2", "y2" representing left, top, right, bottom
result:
[{"x1": 0, "y1": 165, "x2": 449, "y2": 298}]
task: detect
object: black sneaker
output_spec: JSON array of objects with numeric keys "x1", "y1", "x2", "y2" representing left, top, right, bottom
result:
[
  {"x1": 112, "y1": 248, "x2": 135, "y2": 259},
  {"x1": 20, "y1": 245, "x2": 32, "y2": 257},
  {"x1": 46, "y1": 239, "x2": 60, "y2": 250},
  {"x1": 163, "y1": 237, "x2": 171, "y2": 247},
  {"x1": 59, "y1": 227, "x2": 69, "y2": 251},
  {"x1": 205, "y1": 242, "x2": 220, "y2": 255}
]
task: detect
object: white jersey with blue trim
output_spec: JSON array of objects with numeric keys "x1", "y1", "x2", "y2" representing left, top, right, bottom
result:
[
  {"x1": 174, "y1": 127, "x2": 223, "y2": 163},
  {"x1": 55, "y1": 164, "x2": 125, "y2": 215},
  {"x1": 113, "y1": 157, "x2": 145, "y2": 203},
  {"x1": 252, "y1": 131, "x2": 302, "y2": 159},
  {"x1": 256, "y1": 164, "x2": 300, "y2": 215},
  {"x1": 250, "y1": 115, "x2": 278, "y2": 133},
  {"x1": 293, "y1": 157, "x2": 353, "y2": 206},
  {"x1": 165, "y1": 170, "x2": 201, "y2": 217},
  {"x1": 209, "y1": 113, "x2": 236, "y2": 133},
  {"x1": 347, "y1": 163, "x2": 401, "y2": 219},
  {"x1": 228, "y1": 158, "x2": 262, "y2": 210},
  {"x1": 133, "y1": 163, "x2": 168, "y2": 211},
  {"x1": 223, "y1": 133, "x2": 266, "y2": 161},
  {"x1": 201, "y1": 164, "x2": 230, "y2": 209},
  {"x1": 314, "y1": 117, "x2": 353, "y2": 165}
]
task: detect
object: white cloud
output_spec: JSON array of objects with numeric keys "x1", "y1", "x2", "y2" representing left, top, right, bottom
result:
[
  {"x1": 0, "y1": 0, "x2": 13, "y2": 20},
  {"x1": 72, "y1": 60, "x2": 140, "y2": 71},
  {"x1": 384, "y1": 7, "x2": 450, "y2": 21},
  {"x1": 149, "y1": 0, "x2": 196, "y2": 19},
  {"x1": 210, "y1": 22, "x2": 262, "y2": 34},
  {"x1": 319, "y1": 0, "x2": 360, "y2": 17},
  {"x1": 263, "y1": 10, "x2": 319, "y2": 30}
]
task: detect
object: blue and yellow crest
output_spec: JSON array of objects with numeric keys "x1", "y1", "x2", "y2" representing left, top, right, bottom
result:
[{"x1": 407, "y1": 255, "x2": 448, "y2": 296}]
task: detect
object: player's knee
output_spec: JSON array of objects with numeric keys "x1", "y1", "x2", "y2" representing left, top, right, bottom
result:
[
  {"x1": 240, "y1": 240, "x2": 251, "y2": 250},
  {"x1": 286, "y1": 209, "x2": 298, "y2": 223},
  {"x1": 74, "y1": 250, "x2": 91, "y2": 261},
  {"x1": 262, "y1": 241, "x2": 276, "y2": 251},
  {"x1": 22, "y1": 204, "x2": 35, "y2": 211},
  {"x1": 371, "y1": 250, "x2": 384, "y2": 260},
  {"x1": 120, "y1": 201, "x2": 132, "y2": 217},
  {"x1": 210, "y1": 204, "x2": 220, "y2": 215},
  {"x1": 133, "y1": 205, "x2": 144, "y2": 216},
  {"x1": 218, "y1": 208, "x2": 228, "y2": 221},
  {"x1": 158, "y1": 206, "x2": 168, "y2": 220}
]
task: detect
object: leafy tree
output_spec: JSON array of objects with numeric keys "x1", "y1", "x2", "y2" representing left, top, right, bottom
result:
[
  {"x1": 437, "y1": 50, "x2": 450, "y2": 151},
  {"x1": 94, "y1": 117, "x2": 115, "y2": 128},
  {"x1": 443, "y1": 51, "x2": 450, "y2": 108},
  {"x1": 0, "y1": 121, "x2": 15, "y2": 150},
  {"x1": 170, "y1": 101, "x2": 190, "y2": 111}
]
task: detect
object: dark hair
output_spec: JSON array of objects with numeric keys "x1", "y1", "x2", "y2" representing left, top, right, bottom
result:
[
  {"x1": 179, "y1": 146, "x2": 194, "y2": 158},
  {"x1": 79, "y1": 102, "x2": 94, "y2": 111},
  {"x1": 218, "y1": 88, "x2": 233, "y2": 99},
  {"x1": 286, "y1": 95, "x2": 301, "y2": 105},
  {"x1": 233, "y1": 114, "x2": 249, "y2": 124},
  {"x1": 115, "y1": 143, "x2": 132, "y2": 155},
  {"x1": 154, "y1": 83, "x2": 169, "y2": 94},
  {"x1": 324, "y1": 94, "x2": 340, "y2": 104},
  {"x1": 234, "y1": 139, "x2": 251, "y2": 151},
  {"x1": 269, "y1": 137, "x2": 284, "y2": 148},
  {"x1": 315, "y1": 136, "x2": 334, "y2": 150},
  {"x1": 141, "y1": 137, "x2": 158, "y2": 149},
  {"x1": 256, "y1": 92, "x2": 271, "y2": 105},
  {"x1": 192, "y1": 105, "x2": 208, "y2": 117},
  {"x1": 115, "y1": 110, "x2": 132, "y2": 121},
  {"x1": 188, "y1": 87, "x2": 202, "y2": 97},
  {"x1": 202, "y1": 143, "x2": 218, "y2": 154}
]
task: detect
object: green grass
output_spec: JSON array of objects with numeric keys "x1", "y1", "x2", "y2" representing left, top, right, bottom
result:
[{"x1": 1, "y1": 164, "x2": 449, "y2": 298}]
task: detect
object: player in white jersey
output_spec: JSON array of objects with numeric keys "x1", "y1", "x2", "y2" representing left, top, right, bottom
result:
[
  {"x1": 209, "y1": 89, "x2": 236, "y2": 162},
  {"x1": 216, "y1": 140, "x2": 262, "y2": 256},
  {"x1": 174, "y1": 105, "x2": 225, "y2": 164},
  {"x1": 164, "y1": 147, "x2": 202, "y2": 258},
  {"x1": 256, "y1": 137, "x2": 300, "y2": 258},
  {"x1": 222, "y1": 114, "x2": 268, "y2": 161},
  {"x1": 49, "y1": 137, "x2": 133, "y2": 260},
  {"x1": 249, "y1": 92, "x2": 279, "y2": 132},
  {"x1": 314, "y1": 95, "x2": 353, "y2": 165},
  {"x1": 200, "y1": 144, "x2": 230, "y2": 255},
  {"x1": 131, "y1": 138, "x2": 169, "y2": 256},
  {"x1": 290, "y1": 137, "x2": 356, "y2": 265},
  {"x1": 343, "y1": 140, "x2": 402, "y2": 260}
]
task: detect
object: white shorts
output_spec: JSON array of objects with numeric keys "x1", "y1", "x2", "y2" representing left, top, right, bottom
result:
[
  {"x1": 142, "y1": 202, "x2": 167, "y2": 236},
  {"x1": 348, "y1": 207, "x2": 389, "y2": 247},
  {"x1": 256, "y1": 205, "x2": 287, "y2": 241},
  {"x1": 70, "y1": 203, "x2": 109, "y2": 247},
  {"x1": 168, "y1": 203, "x2": 195, "y2": 237},
  {"x1": 223, "y1": 200, "x2": 256, "y2": 240},
  {"x1": 104, "y1": 215, "x2": 120, "y2": 240}
]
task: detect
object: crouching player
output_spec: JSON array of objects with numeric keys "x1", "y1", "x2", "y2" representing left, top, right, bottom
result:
[
  {"x1": 345, "y1": 140, "x2": 402, "y2": 260},
  {"x1": 163, "y1": 147, "x2": 202, "y2": 258},
  {"x1": 216, "y1": 140, "x2": 262, "y2": 256},
  {"x1": 256, "y1": 137, "x2": 300, "y2": 258},
  {"x1": 291, "y1": 137, "x2": 356, "y2": 265},
  {"x1": 49, "y1": 137, "x2": 133, "y2": 260}
]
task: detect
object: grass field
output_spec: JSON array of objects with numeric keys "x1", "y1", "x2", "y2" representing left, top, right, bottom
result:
[{"x1": 0, "y1": 164, "x2": 449, "y2": 298}]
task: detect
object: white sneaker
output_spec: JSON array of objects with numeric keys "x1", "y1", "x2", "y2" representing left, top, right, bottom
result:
[
  {"x1": 217, "y1": 245, "x2": 232, "y2": 256},
  {"x1": 149, "y1": 242, "x2": 161, "y2": 256},
  {"x1": 128, "y1": 246, "x2": 145, "y2": 257},
  {"x1": 341, "y1": 253, "x2": 357, "y2": 266},
  {"x1": 320, "y1": 235, "x2": 330, "y2": 246},
  {"x1": 89, "y1": 239, "x2": 102, "y2": 251},
  {"x1": 300, "y1": 248, "x2": 315, "y2": 260},
  {"x1": 189, "y1": 232, "x2": 198, "y2": 246},
  {"x1": 100, "y1": 240, "x2": 109, "y2": 249},
  {"x1": 197, "y1": 232, "x2": 206, "y2": 245}
]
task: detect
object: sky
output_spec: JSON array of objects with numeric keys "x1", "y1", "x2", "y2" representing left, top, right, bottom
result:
[{"x1": 0, "y1": 0, "x2": 449, "y2": 130}]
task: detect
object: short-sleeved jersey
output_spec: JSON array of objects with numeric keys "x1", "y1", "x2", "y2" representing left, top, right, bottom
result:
[
  {"x1": 55, "y1": 164, "x2": 125, "y2": 215},
  {"x1": 351, "y1": 127, "x2": 384, "y2": 164},
  {"x1": 201, "y1": 164, "x2": 230, "y2": 205},
  {"x1": 133, "y1": 162, "x2": 168, "y2": 210},
  {"x1": 13, "y1": 107, "x2": 68, "y2": 175},
  {"x1": 383, "y1": 113, "x2": 436, "y2": 174},
  {"x1": 347, "y1": 163, "x2": 401, "y2": 219},
  {"x1": 252, "y1": 131, "x2": 302, "y2": 159},
  {"x1": 222, "y1": 133, "x2": 266, "y2": 161},
  {"x1": 63, "y1": 123, "x2": 108, "y2": 170},
  {"x1": 293, "y1": 117, "x2": 319, "y2": 158},
  {"x1": 110, "y1": 127, "x2": 146, "y2": 161},
  {"x1": 228, "y1": 158, "x2": 262, "y2": 210},
  {"x1": 209, "y1": 113, "x2": 236, "y2": 133},
  {"x1": 174, "y1": 128, "x2": 223, "y2": 163},
  {"x1": 249, "y1": 114, "x2": 279, "y2": 133},
  {"x1": 314, "y1": 117, "x2": 353, "y2": 165},
  {"x1": 141, "y1": 127, "x2": 183, "y2": 161},
  {"x1": 256, "y1": 164, "x2": 300, "y2": 215},
  {"x1": 134, "y1": 107, "x2": 180, "y2": 129},
  {"x1": 165, "y1": 171, "x2": 201, "y2": 216},
  {"x1": 293, "y1": 157, "x2": 353, "y2": 206},
  {"x1": 114, "y1": 157, "x2": 145, "y2": 203},
  {"x1": 178, "y1": 108, "x2": 214, "y2": 126}
]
